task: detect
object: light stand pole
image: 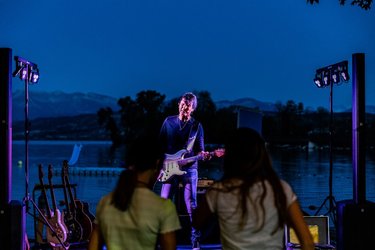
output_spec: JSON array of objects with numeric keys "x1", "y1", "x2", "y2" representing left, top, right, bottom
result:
[
  {"x1": 12, "y1": 57, "x2": 68, "y2": 249},
  {"x1": 313, "y1": 60, "x2": 350, "y2": 226},
  {"x1": 314, "y1": 78, "x2": 337, "y2": 225}
]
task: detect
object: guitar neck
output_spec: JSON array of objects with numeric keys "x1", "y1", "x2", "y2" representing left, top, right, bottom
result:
[
  {"x1": 61, "y1": 167, "x2": 72, "y2": 215},
  {"x1": 177, "y1": 151, "x2": 216, "y2": 166},
  {"x1": 38, "y1": 164, "x2": 53, "y2": 219},
  {"x1": 48, "y1": 165, "x2": 59, "y2": 212},
  {"x1": 177, "y1": 155, "x2": 203, "y2": 166}
]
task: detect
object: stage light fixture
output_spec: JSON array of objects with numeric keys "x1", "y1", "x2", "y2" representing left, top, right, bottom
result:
[
  {"x1": 323, "y1": 71, "x2": 331, "y2": 86},
  {"x1": 29, "y1": 67, "x2": 40, "y2": 83},
  {"x1": 313, "y1": 60, "x2": 350, "y2": 89},
  {"x1": 339, "y1": 61, "x2": 350, "y2": 82},
  {"x1": 314, "y1": 72, "x2": 323, "y2": 88},
  {"x1": 331, "y1": 69, "x2": 340, "y2": 84},
  {"x1": 20, "y1": 67, "x2": 28, "y2": 81},
  {"x1": 12, "y1": 56, "x2": 40, "y2": 84}
]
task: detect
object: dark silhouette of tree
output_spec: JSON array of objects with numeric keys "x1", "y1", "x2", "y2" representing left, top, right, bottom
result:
[
  {"x1": 307, "y1": 0, "x2": 372, "y2": 10},
  {"x1": 117, "y1": 90, "x2": 165, "y2": 144},
  {"x1": 97, "y1": 107, "x2": 121, "y2": 149},
  {"x1": 134, "y1": 90, "x2": 166, "y2": 136},
  {"x1": 194, "y1": 91, "x2": 218, "y2": 143},
  {"x1": 97, "y1": 90, "x2": 375, "y2": 150}
]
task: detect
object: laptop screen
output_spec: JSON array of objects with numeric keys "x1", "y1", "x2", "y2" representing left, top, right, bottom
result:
[
  {"x1": 289, "y1": 225, "x2": 320, "y2": 244},
  {"x1": 286, "y1": 216, "x2": 330, "y2": 246}
]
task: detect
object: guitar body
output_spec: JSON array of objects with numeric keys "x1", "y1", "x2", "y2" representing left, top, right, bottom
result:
[
  {"x1": 45, "y1": 209, "x2": 68, "y2": 246},
  {"x1": 70, "y1": 201, "x2": 93, "y2": 241},
  {"x1": 63, "y1": 212, "x2": 83, "y2": 243},
  {"x1": 158, "y1": 148, "x2": 225, "y2": 183},
  {"x1": 158, "y1": 149, "x2": 190, "y2": 183},
  {"x1": 38, "y1": 164, "x2": 68, "y2": 247},
  {"x1": 62, "y1": 160, "x2": 93, "y2": 242},
  {"x1": 82, "y1": 201, "x2": 96, "y2": 223}
]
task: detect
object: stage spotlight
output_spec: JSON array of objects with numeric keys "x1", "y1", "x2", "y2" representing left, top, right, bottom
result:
[
  {"x1": 339, "y1": 62, "x2": 350, "y2": 82},
  {"x1": 314, "y1": 72, "x2": 323, "y2": 88},
  {"x1": 331, "y1": 69, "x2": 340, "y2": 84},
  {"x1": 12, "y1": 56, "x2": 40, "y2": 84},
  {"x1": 323, "y1": 71, "x2": 330, "y2": 86},
  {"x1": 29, "y1": 68, "x2": 39, "y2": 84},
  {"x1": 20, "y1": 67, "x2": 28, "y2": 81}
]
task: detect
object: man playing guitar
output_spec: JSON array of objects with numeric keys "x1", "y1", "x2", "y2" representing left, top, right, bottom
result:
[{"x1": 158, "y1": 92, "x2": 211, "y2": 250}]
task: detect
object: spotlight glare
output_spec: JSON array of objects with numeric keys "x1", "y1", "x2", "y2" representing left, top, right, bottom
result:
[
  {"x1": 20, "y1": 67, "x2": 28, "y2": 80},
  {"x1": 30, "y1": 71, "x2": 39, "y2": 84},
  {"x1": 331, "y1": 70, "x2": 340, "y2": 84},
  {"x1": 323, "y1": 71, "x2": 330, "y2": 86},
  {"x1": 341, "y1": 71, "x2": 349, "y2": 82},
  {"x1": 314, "y1": 78, "x2": 323, "y2": 88}
]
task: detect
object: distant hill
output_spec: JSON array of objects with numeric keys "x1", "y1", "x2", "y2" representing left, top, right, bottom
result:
[
  {"x1": 215, "y1": 98, "x2": 277, "y2": 112},
  {"x1": 12, "y1": 90, "x2": 119, "y2": 121},
  {"x1": 11, "y1": 90, "x2": 375, "y2": 122}
]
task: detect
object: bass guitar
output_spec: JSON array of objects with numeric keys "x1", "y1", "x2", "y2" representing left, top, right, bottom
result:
[
  {"x1": 63, "y1": 160, "x2": 93, "y2": 241},
  {"x1": 158, "y1": 148, "x2": 225, "y2": 183},
  {"x1": 38, "y1": 164, "x2": 68, "y2": 246}
]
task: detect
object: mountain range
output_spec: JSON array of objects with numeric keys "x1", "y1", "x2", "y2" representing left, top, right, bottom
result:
[{"x1": 11, "y1": 90, "x2": 375, "y2": 121}]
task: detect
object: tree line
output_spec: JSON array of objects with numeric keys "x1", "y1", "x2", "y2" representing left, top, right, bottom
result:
[{"x1": 97, "y1": 90, "x2": 375, "y2": 151}]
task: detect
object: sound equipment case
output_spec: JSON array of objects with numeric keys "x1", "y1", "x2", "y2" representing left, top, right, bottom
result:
[{"x1": 336, "y1": 200, "x2": 375, "y2": 250}]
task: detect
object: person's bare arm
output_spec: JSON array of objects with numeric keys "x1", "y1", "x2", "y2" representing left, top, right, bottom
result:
[
  {"x1": 88, "y1": 224, "x2": 104, "y2": 250},
  {"x1": 159, "y1": 231, "x2": 177, "y2": 250},
  {"x1": 287, "y1": 200, "x2": 315, "y2": 250}
]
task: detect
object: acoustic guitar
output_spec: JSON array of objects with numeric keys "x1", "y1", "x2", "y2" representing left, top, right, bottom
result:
[
  {"x1": 61, "y1": 163, "x2": 83, "y2": 243},
  {"x1": 62, "y1": 160, "x2": 93, "y2": 241}
]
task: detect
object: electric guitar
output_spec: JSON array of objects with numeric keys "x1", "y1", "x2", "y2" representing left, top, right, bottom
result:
[
  {"x1": 38, "y1": 164, "x2": 68, "y2": 246},
  {"x1": 47, "y1": 165, "x2": 69, "y2": 248},
  {"x1": 158, "y1": 148, "x2": 225, "y2": 183}
]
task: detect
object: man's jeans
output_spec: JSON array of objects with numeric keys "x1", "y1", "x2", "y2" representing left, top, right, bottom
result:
[{"x1": 160, "y1": 168, "x2": 201, "y2": 243}]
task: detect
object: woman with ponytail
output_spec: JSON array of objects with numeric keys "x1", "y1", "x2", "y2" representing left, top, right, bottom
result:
[{"x1": 88, "y1": 133, "x2": 181, "y2": 250}]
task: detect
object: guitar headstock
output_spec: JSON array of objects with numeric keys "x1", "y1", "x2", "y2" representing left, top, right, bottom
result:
[
  {"x1": 38, "y1": 164, "x2": 44, "y2": 180},
  {"x1": 48, "y1": 164, "x2": 53, "y2": 181},
  {"x1": 62, "y1": 160, "x2": 69, "y2": 177},
  {"x1": 214, "y1": 148, "x2": 225, "y2": 158}
]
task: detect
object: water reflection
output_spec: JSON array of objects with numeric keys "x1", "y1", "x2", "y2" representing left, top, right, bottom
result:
[{"x1": 10, "y1": 141, "x2": 375, "y2": 240}]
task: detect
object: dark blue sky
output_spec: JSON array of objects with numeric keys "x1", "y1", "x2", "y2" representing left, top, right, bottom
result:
[{"x1": 1, "y1": 0, "x2": 374, "y2": 110}]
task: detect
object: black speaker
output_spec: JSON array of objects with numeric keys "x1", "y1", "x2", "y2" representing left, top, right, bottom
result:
[{"x1": 336, "y1": 200, "x2": 375, "y2": 250}]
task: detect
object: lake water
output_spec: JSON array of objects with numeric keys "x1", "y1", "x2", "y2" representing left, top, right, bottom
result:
[{"x1": 9, "y1": 140, "x2": 375, "y2": 241}]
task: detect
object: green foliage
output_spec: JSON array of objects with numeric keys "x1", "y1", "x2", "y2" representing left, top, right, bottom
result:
[{"x1": 307, "y1": 0, "x2": 372, "y2": 10}]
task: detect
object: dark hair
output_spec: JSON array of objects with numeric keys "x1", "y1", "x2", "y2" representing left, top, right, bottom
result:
[
  {"x1": 180, "y1": 92, "x2": 197, "y2": 110},
  {"x1": 111, "y1": 132, "x2": 163, "y2": 211},
  {"x1": 221, "y1": 127, "x2": 287, "y2": 233}
]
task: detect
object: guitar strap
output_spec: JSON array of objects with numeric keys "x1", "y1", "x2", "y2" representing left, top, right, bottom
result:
[{"x1": 185, "y1": 120, "x2": 199, "y2": 153}]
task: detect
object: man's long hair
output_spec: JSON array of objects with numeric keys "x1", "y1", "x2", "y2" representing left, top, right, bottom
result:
[
  {"x1": 111, "y1": 133, "x2": 163, "y2": 211},
  {"x1": 221, "y1": 127, "x2": 287, "y2": 234}
]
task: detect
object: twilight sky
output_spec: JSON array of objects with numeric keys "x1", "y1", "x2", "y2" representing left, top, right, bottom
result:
[{"x1": 1, "y1": 0, "x2": 374, "y2": 110}]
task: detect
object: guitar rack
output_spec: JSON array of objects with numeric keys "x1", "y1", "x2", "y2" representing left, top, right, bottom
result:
[{"x1": 31, "y1": 183, "x2": 88, "y2": 249}]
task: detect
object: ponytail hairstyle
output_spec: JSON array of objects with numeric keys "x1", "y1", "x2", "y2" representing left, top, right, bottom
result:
[{"x1": 111, "y1": 132, "x2": 163, "y2": 211}]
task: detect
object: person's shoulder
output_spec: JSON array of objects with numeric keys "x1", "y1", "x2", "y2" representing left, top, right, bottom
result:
[
  {"x1": 279, "y1": 179, "x2": 295, "y2": 194},
  {"x1": 164, "y1": 115, "x2": 178, "y2": 122}
]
